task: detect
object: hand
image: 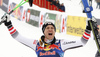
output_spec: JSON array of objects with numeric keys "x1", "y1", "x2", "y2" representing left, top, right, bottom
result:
[
  {"x1": 1, "y1": 13, "x2": 10, "y2": 23},
  {"x1": 1, "y1": 13, "x2": 11, "y2": 26}
]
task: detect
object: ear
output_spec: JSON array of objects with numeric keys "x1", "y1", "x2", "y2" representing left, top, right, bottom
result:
[{"x1": 29, "y1": 0, "x2": 33, "y2": 7}]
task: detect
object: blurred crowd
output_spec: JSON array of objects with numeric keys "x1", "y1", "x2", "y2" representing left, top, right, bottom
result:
[
  {"x1": 47, "y1": 0, "x2": 65, "y2": 12},
  {"x1": 33, "y1": 0, "x2": 65, "y2": 12}
]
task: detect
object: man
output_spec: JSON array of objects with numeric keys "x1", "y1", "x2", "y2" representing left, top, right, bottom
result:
[
  {"x1": 55, "y1": 0, "x2": 60, "y2": 8},
  {"x1": 60, "y1": 3, "x2": 65, "y2": 12},
  {"x1": 1, "y1": 13, "x2": 93, "y2": 57},
  {"x1": 52, "y1": 0, "x2": 56, "y2": 5}
]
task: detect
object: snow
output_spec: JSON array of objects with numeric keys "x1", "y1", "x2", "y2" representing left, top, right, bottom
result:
[{"x1": 0, "y1": 0, "x2": 100, "y2": 57}]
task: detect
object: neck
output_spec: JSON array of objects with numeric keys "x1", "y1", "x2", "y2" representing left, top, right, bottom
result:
[
  {"x1": 41, "y1": 35, "x2": 56, "y2": 45},
  {"x1": 44, "y1": 38, "x2": 54, "y2": 44}
]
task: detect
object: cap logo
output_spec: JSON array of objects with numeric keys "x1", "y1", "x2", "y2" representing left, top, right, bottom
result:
[
  {"x1": 45, "y1": 22, "x2": 52, "y2": 25},
  {"x1": 48, "y1": 22, "x2": 52, "y2": 24}
]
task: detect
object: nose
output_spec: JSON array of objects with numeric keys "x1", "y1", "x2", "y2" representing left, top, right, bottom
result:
[
  {"x1": 48, "y1": 28, "x2": 52, "y2": 31},
  {"x1": 48, "y1": 28, "x2": 53, "y2": 32}
]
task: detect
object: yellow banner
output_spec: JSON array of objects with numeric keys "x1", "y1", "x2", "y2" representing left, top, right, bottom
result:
[{"x1": 67, "y1": 15, "x2": 87, "y2": 37}]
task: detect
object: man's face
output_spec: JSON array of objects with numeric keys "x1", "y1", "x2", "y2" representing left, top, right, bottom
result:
[
  {"x1": 61, "y1": 3, "x2": 64, "y2": 6},
  {"x1": 44, "y1": 25, "x2": 55, "y2": 40}
]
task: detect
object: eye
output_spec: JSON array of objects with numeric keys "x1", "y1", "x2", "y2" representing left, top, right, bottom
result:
[
  {"x1": 46, "y1": 27, "x2": 49, "y2": 29},
  {"x1": 51, "y1": 27, "x2": 54, "y2": 29}
]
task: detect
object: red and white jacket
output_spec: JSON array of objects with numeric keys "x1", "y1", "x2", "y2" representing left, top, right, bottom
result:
[{"x1": 7, "y1": 24, "x2": 91, "y2": 57}]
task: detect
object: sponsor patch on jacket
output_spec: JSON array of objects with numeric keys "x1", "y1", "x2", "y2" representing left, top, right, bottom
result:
[{"x1": 62, "y1": 41, "x2": 76, "y2": 45}]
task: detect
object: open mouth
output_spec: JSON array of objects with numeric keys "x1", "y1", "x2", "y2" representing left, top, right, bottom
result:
[{"x1": 48, "y1": 33, "x2": 52, "y2": 35}]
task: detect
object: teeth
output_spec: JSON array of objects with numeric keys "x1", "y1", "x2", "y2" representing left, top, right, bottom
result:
[{"x1": 48, "y1": 33, "x2": 52, "y2": 35}]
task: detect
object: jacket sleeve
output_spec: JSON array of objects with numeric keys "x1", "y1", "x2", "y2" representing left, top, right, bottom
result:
[
  {"x1": 7, "y1": 24, "x2": 38, "y2": 50},
  {"x1": 61, "y1": 29, "x2": 91, "y2": 51}
]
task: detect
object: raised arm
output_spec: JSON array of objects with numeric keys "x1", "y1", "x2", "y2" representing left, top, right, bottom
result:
[
  {"x1": 1, "y1": 13, "x2": 38, "y2": 50},
  {"x1": 61, "y1": 29, "x2": 91, "y2": 51},
  {"x1": 61, "y1": 18, "x2": 92, "y2": 51}
]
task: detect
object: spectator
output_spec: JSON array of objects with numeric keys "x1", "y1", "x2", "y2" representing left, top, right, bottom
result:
[
  {"x1": 47, "y1": 0, "x2": 53, "y2": 2},
  {"x1": 60, "y1": 3, "x2": 65, "y2": 12},
  {"x1": 52, "y1": 0, "x2": 56, "y2": 5},
  {"x1": 46, "y1": 0, "x2": 53, "y2": 6},
  {"x1": 55, "y1": 0, "x2": 60, "y2": 8}
]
